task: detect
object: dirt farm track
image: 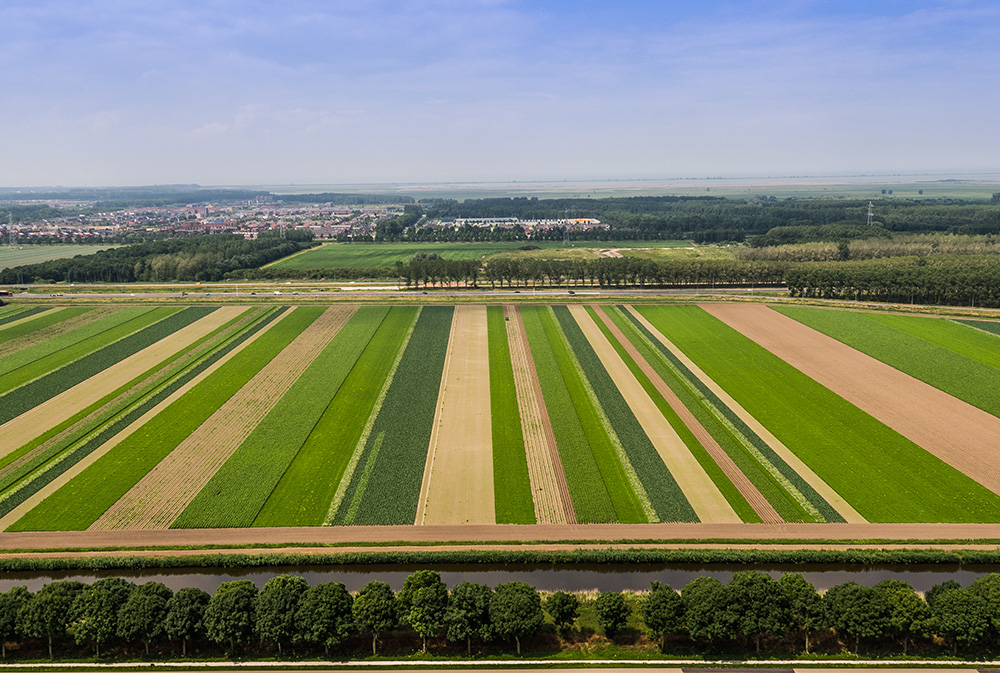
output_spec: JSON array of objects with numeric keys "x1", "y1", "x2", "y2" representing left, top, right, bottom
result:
[{"x1": 4, "y1": 523, "x2": 1000, "y2": 559}]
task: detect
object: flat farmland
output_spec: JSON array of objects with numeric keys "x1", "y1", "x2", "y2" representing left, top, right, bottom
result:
[
  {"x1": 0, "y1": 245, "x2": 121, "y2": 269},
  {"x1": 2, "y1": 300, "x2": 1000, "y2": 539}
]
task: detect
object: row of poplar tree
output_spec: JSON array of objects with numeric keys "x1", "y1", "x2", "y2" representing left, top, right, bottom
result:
[{"x1": 0, "y1": 570, "x2": 995, "y2": 660}]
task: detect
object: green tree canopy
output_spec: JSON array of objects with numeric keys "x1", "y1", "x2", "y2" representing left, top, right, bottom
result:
[
  {"x1": 295, "y1": 582, "x2": 354, "y2": 655},
  {"x1": 544, "y1": 591, "x2": 580, "y2": 638},
  {"x1": 824, "y1": 581, "x2": 889, "y2": 654},
  {"x1": 682, "y1": 576, "x2": 736, "y2": 643},
  {"x1": 117, "y1": 582, "x2": 172, "y2": 655},
  {"x1": 778, "y1": 573, "x2": 825, "y2": 654},
  {"x1": 930, "y1": 585, "x2": 988, "y2": 655},
  {"x1": 594, "y1": 591, "x2": 631, "y2": 639},
  {"x1": 164, "y1": 587, "x2": 210, "y2": 657},
  {"x1": 445, "y1": 582, "x2": 493, "y2": 656},
  {"x1": 489, "y1": 582, "x2": 543, "y2": 656},
  {"x1": 728, "y1": 571, "x2": 789, "y2": 654},
  {"x1": 352, "y1": 581, "x2": 398, "y2": 656},
  {"x1": 0, "y1": 587, "x2": 30, "y2": 658},
  {"x1": 256, "y1": 574, "x2": 308, "y2": 655},
  {"x1": 875, "y1": 579, "x2": 932, "y2": 655},
  {"x1": 204, "y1": 580, "x2": 259, "y2": 652},
  {"x1": 71, "y1": 578, "x2": 135, "y2": 657},
  {"x1": 641, "y1": 582, "x2": 684, "y2": 651}
]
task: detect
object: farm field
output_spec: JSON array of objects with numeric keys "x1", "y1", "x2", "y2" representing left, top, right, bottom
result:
[
  {"x1": 267, "y1": 240, "x2": 694, "y2": 269},
  {"x1": 0, "y1": 245, "x2": 121, "y2": 269},
  {"x1": 2, "y1": 299, "x2": 1000, "y2": 534}
]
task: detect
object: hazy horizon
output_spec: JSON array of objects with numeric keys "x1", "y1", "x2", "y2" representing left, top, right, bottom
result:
[{"x1": 3, "y1": 1, "x2": 998, "y2": 187}]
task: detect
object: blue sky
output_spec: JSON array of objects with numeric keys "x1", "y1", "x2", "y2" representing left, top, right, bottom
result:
[{"x1": 1, "y1": 0, "x2": 997, "y2": 186}]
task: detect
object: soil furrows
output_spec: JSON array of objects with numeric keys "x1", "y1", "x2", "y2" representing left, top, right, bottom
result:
[
  {"x1": 625, "y1": 305, "x2": 866, "y2": 524},
  {"x1": 509, "y1": 306, "x2": 576, "y2": 524},
  {"x1": 592, "y1": 306, "x2": 783, "y2": 524},
  {"x1": 0, "y1": 308, "x2": 114, "y2": 359},
  {"x1": 417, "y1": 306, "x2": 494, "y2": 525},
  {"x1": 0, "y1": 307, "x2": 252, "y2": 486},
  {"x1": 0, "y1": 308, "x2": 286, "y2": 531},
  {"x1": 88, "y1": 307, "x2": 356, "y2": 531},
  {"x1": 567, "y1": 305, "x2": 739, "y2": 524},
  {"x1": 0, "y1": 308, "x2": 239, "y2": 459},
  {"x1": 704, "y1": 303, "x2": 1000, "y2": 499}
]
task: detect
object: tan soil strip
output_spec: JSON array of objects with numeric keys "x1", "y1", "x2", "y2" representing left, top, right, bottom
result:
[
  {"x1": 504, "y1": 305, "x2": 567, "y2": 524},
  {"x1": 0, "y1": 306, "x2": 253, "y2": 484},
  {"x1": 0, "y1": 307, "x2": 65, "y2": 333},
  {"x1": 0, "y1": 308, "x2": 285, "y2": 531},
  {"x1": 704, "y1": 303, "x2": 1000, "y2": 498},
  {"x1": 0, "y1": 307, "x2": 248, "y2": 459},
  {"x1": 90, "y1": 307, "x2": 357, "y2": 531},
  {"x1": 567, "y1": 305, "x2": 739, "y2": 524},
  {"x1": 624, "y1": 305, "x2": 866, "y2": 524},
  {"x1": 591, "y1": 307, "x2": 782, "y2": 524},
  {"x1": 0, "y1": 307, "x2": 116, "y2": 358},
  {"x1": 510, "y1": 306, "x2": 576, "y2": 524},
  {"x1": 417, "y1": 306, "x2": 494, "y2": 525},
  {"x1": 8, "y1": 521, "x2": 1000, "y2": 552}
]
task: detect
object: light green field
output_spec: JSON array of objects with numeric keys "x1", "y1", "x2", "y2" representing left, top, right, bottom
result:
[{"x1": 0, "y1": 245, "x2": 120, "y2": 270}]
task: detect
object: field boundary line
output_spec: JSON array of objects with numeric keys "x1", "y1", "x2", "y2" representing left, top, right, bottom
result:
[
  {"x1": 0, "y1": 307, "x2": 112, "y2": 360},
  {"x1": 90, "y1": 307, "x2": 356, "y2": 531},
  {"x1": 505, "y1": 305, "x2": 568, "y2": 524},
  {"x1": 419, "y1": 305, "x2": 494, "y2": 525},
  {"x1": 569, "y1": 305, "x2": 738, "y2": 524},
  {"x1": 0, "y1": 307, "x2": 284, "y2": 531},
  {"x1": 325, "y1": 308, "x2": 422, "y2": 525},
  {"x1": 592, "y1": 306, "x2": 780, "y2": 523},
  {"x1": 0, "y1": 307, "x2": 64, "y2": 333},
  {"x1": 417, "y1": 307, "x2": 461, "y2": 525},
  {"x1": 624, "y1": 305, "x2": 866, "y2": 524}
]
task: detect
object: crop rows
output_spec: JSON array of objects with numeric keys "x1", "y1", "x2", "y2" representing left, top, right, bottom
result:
[
  {"x1": 0, "y1": 307, "x2": 88, "y2": 344},
  {"x1": 0, "y1": 306, "x2": 43, "y2": 327}
]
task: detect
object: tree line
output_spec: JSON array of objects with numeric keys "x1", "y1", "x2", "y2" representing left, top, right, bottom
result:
[
  {"x1": 0, "y1": 233, "x2": 315, "y2": 285},
  {"x1": 2, "y1": 570, "x2": 1000, "y2": 660}
]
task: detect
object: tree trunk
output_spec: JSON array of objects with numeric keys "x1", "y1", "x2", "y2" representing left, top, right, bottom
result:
[
  {"x1": 755, "y1": 634, "x2": 760, "y2": 655},
  {"x1": 324, "y1": 643, "x2": 329, "y2": 656},
  {"x1": 855, "y1": 634, "x2": 860, "y2": 655},
  {"x1": 422, "y1": 635, "x2": 427, "y2": 653},
  {"x1": 372, "y1": 632, "x2": 378, "y2": 656},
  {"x1": 466, "y1": 636, "x2": 471, "y2": 656},
  {"x1": 48, "y1": 634, "x2": 53, "y2": 659},
  {"x1": 903, "y1": 636, "x2": 908, "y2": 656},
  {"x1": 96, "y1": 642, "x2": 100, "y2": 658},
  {"x1": 144, "y1": 640, "x2": 150, "y2": 655},
  {"x1": 278, "y1": 641, "x2": 282, "y2": 655},
  {"x1": 515, "y1": 635, "x2": 521, "y2": 656},
  {"x1": 805, "y1": 632, "x2": 810, "y2": 655}
]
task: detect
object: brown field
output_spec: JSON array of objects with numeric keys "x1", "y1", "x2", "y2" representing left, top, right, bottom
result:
[
  {"x1": 90, "y1": 306, "x2": 356, "y2": 530},
  {"x1": 591, "y1": 307, "x2": 782, "y2": 524},
  {"x1": 505, "y1": 305, "x2": 570, "y2": 524},
  {"x1": 624, "y1": 305, "x2": 866, "y2": 524},
  {"x1": 418, "y1": 306, "x2": 494, "y2": 525},
  {"x1": 568, "y1": 305, "x2": 740, "y2": 524},
  {"x1": 704, "y1": 303, "x2": 1000, "y2": 497}
]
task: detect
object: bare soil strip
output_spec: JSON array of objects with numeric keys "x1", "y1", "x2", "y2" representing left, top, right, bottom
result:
[
  {"x1": 568, "y1": 305, "x2": 739, "y2": 524},
  {"x1": 0, "y1": 307, "x2": 252, "y2": 484},
  {"x1": 704, "y1": 303, "x2": 1000, "y2": 498},
  {"x1": 7, "y1": 521, "x2": 1000, "y2": 553},
  {"x1": 592, "y1": 307, "x2": 782, "y2": 523},
  {"x1": 0, "y1": 308, "x2": 283, "y2": 531},
  {"x1": 505, "y1": 305, "x2": 567, "y2": 524},
  {"x1": 417, "y1": 306, "x2": 494, "y2": 525},
  {"x1": 0, "y1": 307, "x2": 114, "y2": 358},
  {"x1": 89, "y1": 307, "x2": 356, "y2": 531},
  {"x1": 510, "y1": 306, "x2": 576, "y2": 524},
  {"x1": 0, "y1": 307, "x2": 65, "y2": 333},
  {"x1": 0, "y1": 307, "x2": 245, "y2": 459},
  {"x1": 624, "y1": 305, "x2": 866, "y2": 524}
]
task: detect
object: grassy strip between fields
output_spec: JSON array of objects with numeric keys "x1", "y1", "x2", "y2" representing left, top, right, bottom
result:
[
  {"x1": 174, "y1": 306, "x2": 387, "y2": 528},
  {"x1": 0, "y1": 306, "x2": 194, "y2": 423},
  {"x1": 0, "y1": 307, "x2": 153, "y2": 379},
  {"x1": 520, "y1": 306, "x2": 614, "y2": 523},
  {"x1": 957, "y1": 318, "x2": 1000, "y2": 338},
  {"x1": 7, "y1": 307, "x2": 322, "y2": 532},
  {"x1": 487, "y1": 306, "x2": 535, "y2": 524},
  {"x1": 637, "y1": 305, "x2": 1000, "y2": 523},
  {"x1": 254, "y1": 307, "x2": 413, "y2": 527},
  {"x1": 0, "y1": 306, "x2": 42, "y2": 326},
  {"x1": 611, "y1": 306, "x2": 830, "y2": 523},
  {"x1": 331, "y1": 306, "x2": 454, "y2": 525},
  {"x1": 776, "y1": 305, "x2": 1000, "y2": 419},
  {"x1": 0, "y1": 306, "x2": 86, "y2": 343},
  {"x1": 557, "y1": 305, "x2": 697, "y2": 523},
  {"x1": 589, "y1": 305, "x2": 757, "y2": 523},
  {"x1": 0, "y1": 307, "x2": 264, "y2": 480}
]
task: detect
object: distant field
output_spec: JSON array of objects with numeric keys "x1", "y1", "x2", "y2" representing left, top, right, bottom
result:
[
  {"x1": 0, "y1": 245, "x2": 119, "y2": 270},
  {"x1": 268, "y1": 241, "x2": 691, "y2": 269}
]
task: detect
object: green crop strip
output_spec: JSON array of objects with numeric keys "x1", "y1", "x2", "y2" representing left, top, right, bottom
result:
[
  {"x1": 637, "y1": 305, "x2": 1000, "y2": 523},
  {"x1": 588, "y1": 306, "x2": 757, "y2": 522},
  {"x1": 7, "y1": 307, "x2": 322, "y2": 531},
  {"x1": 612, "y1": 306, "x2": 830, "y2": 523},
  {"x1": 0, "y1": 306, "x2": 44, "y2": 327},
  {"x1": 0, "y1": 306, "x2": 193, "y2": 423},
  {"x1": 175, "y1": 307, "x2": 388, "y2": 528},
  {"x1": 0, "y1": 308, "x2": 278, "y2": 522},
  {"x1": 957, "y1": 318, "x2": 1000, "y2": 338},
  {"x1": 256, "y1": 306, "x2": 414, "y2": 527},
  {"x1": 331, "y1": 306, "x2": 453, "y2": 525},
  {"x1": 0, "y1": 307, "x2": 90, "y2": 344},
  {"x1": 555, "y1": 305, "x2": 696, "y2": 523},
  {"x1": 776, "y1": 306, "x2": 1000, "y2": 419},
  {"x1": 0, "y1": 307, "x2": 152, "y2": 378},
  {"x1": 487, "y1": 306, "x2": 535, "y2": 524},
  {"x1": 520, "y1": 306, "x2": 613, "y2": 523}
]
